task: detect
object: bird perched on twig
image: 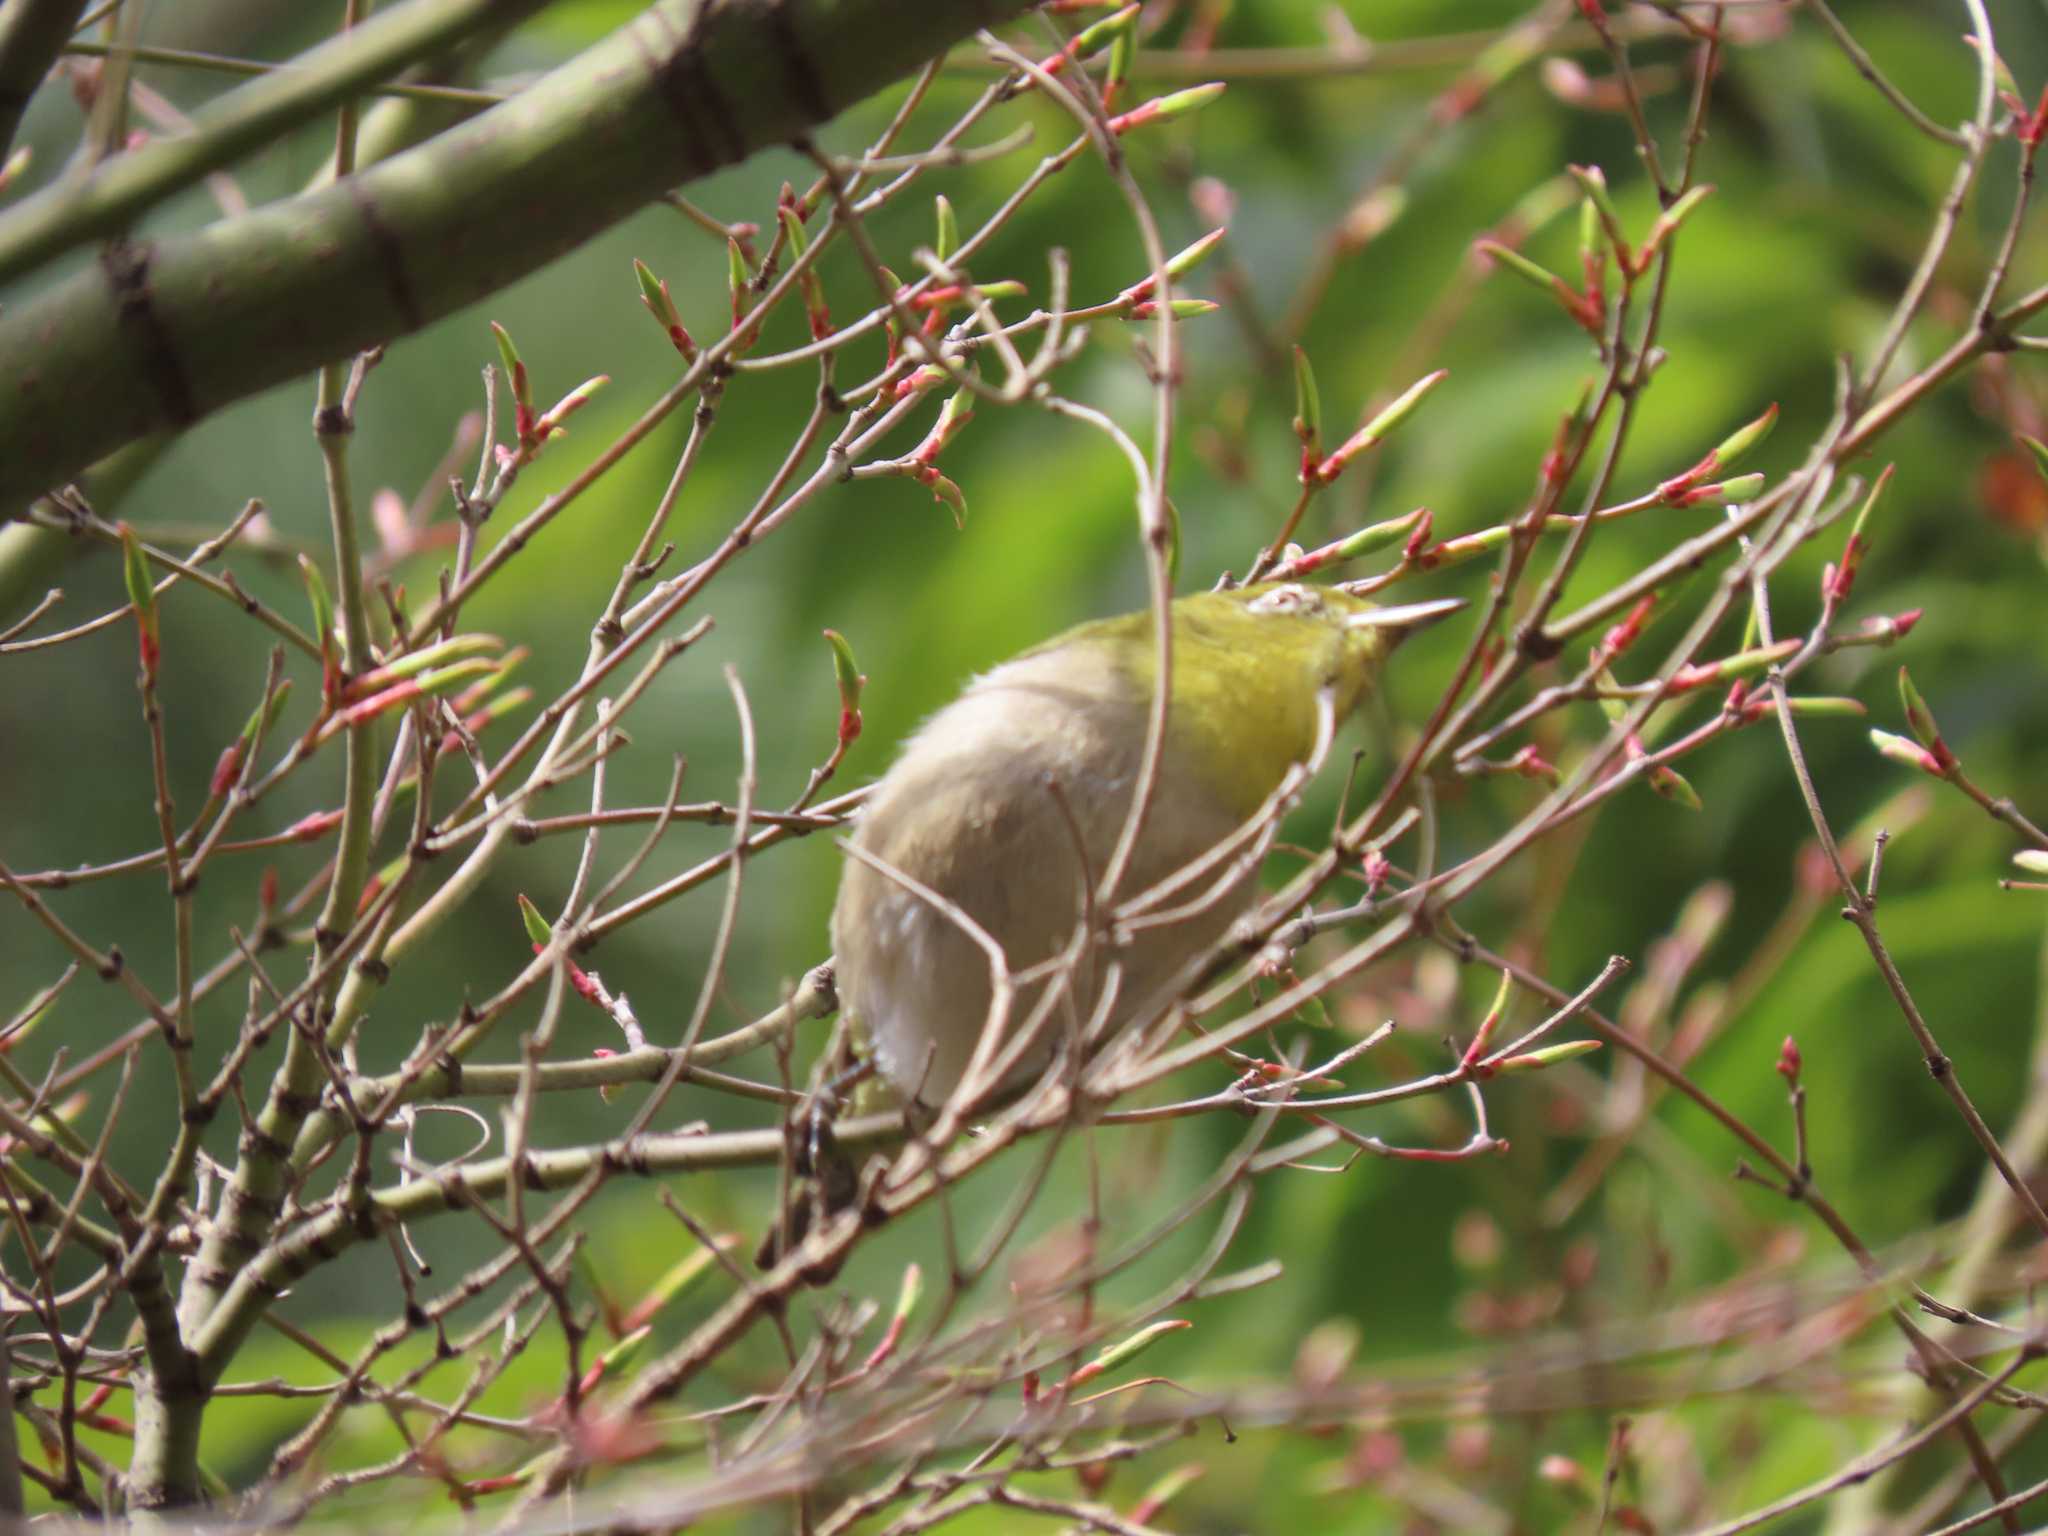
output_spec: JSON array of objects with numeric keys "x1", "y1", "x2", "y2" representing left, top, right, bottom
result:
[{"x1": 831, "y1": 580, "x2": 1462, "y2": 1109}]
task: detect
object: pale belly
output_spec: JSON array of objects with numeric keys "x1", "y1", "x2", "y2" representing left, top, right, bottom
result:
[{"x1": 831, "y1": 658, "x2": 1253, "y2": 1106}]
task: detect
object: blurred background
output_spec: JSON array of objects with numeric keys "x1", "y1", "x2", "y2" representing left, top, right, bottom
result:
[{"x1": 2, "y1": 0, "x2": 2047, "y2": 1527}]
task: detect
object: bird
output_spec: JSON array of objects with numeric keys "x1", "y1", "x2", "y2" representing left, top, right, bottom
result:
[{"x1": 829, "y1": 580, "x2": 1462, "y2": 1109}]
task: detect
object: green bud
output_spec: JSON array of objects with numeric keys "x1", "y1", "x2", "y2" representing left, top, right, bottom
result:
[
  {"x1": 1778, "y1": 696, "x2": 1867, "y2": 718},
  {"x1": 2020, "y1": 433, "x2": 2048, "y2": 484},
  {"x1": 778, "y1": 204, "x2": 809, "y2": 258},
  {"x1": 1291, "y1": 345, "x2": 1322, "y2": 455},
  {"x1": 1566, "y1": 163, "x2": 1629, "y2": 262},
  {"x1": 596, "y1": 1325, "x2": 652, "y2": 1375},
  {"x1": 489, "y1": 320, "x2": 528, "y2": 408},
  {"x1": 1339, "y1": 185, "x2": 1407, "y2": 248},
  {"x1": 1492, "y1": 1039, "x2": 1603, "y2": 1074},
  {"x1": 1329, "y1": 505, "x2": 1431, "y2": 563},
  {"x1": 936, "y1": 388, "x2": 971, "y2": 441},
  {"x1": 118, "y1": 523, "x2": 160, "y2": 676},
  {"x1": 1131, "y1": 1465, "x2": 1203, "y2": 1522},
  {"x1": 1563, "y1": 374, "x2": 1597, "y2": 438},
  {"x1": 1354, "y1": 368, "x2": 1448, "y2": 445},
  {"x1": 1869, "y1": 727, "x2": 1944, "y2": 776},
  {"x1": 463, "y1": 685, "x2": 532, "y2": 731},
  {"x1": 1672, "y1": 638, "x2": 1798, "y2": 690},
  {"x1": 933, "y1": 195, "x2": 957, "y2": 262},
  {"x1": 1476, "y1": 239, "x2": 1560, "y2": 293},
  {"x1": 326, "y1": 659, "x2": 498, "y2": 740},
  {"x1": 1122, "y1": 231, "x2": 1228, "y2": 305},
  {"x1": 517, "y1": 893, "x2": 552, "y2": 946},
  {"x1": 1480, "y1": 965, "x2": 1512, "y2": 1028},
  {"x1": 633, "y1": 258, "x2": 668, "y2": 316},
  {"x1": 823, "y1": 629, "x2": 863, "y2": 710},
  {"x1": 1144, "y1": 81, "x2": 1225, "y2": 122},
  {"x1": 1832, "y1": 463, "x2": 1892, "y2": 595},
  {"x1": 3, "y1": 986, "x2": 52, "y2": 1047},
  {"x1": 1897, "y1": 665, "x2": 1940, "y2": 749},
  {"x1": 1424, "y1": 524, "x2": 1511, "y2": 567},
  {"x1": 823, "y1": 627, "x2": 865, "y2": 745},
  {"x1": 344, "y1": 635, "x2": 501, "y2": 701},
  {"x1": 890, "y1": 1260, "x2": 924, "y2": 1326},
  {"x1": 488, "y1": 319, "x2": 521, "y2": 379},
  {"x1": 534, "y1": 375, "x2": 609, "y2": 438},
  {"x1": 1969, "y1": 33, "x2": 2020, "y2": 100},
  {"x1": 1069, "y1": 2, "x2": 1140, "y2": 60},
  {"x1": 855, "y1": 1259, "x2": 924, "y2": 1371},
  {"x1": 1567, "y1": 163, "x2": 1618, "y2": 223},
  {"x1": 1165, "y1": 227, "x2": 1227, "y2": 280},
  {"x1": 1710, "y1": 403, "x2": 1778, "y2": 472},
  {"x1": 1077, "y1": 1318, "x2": 1191, "y2": 1380},
  {"x1": 927, "y1": 472, "x2": 967, "y2": 528},
  {"x1": 1638, "y1": 184, "x2": 1715, "y2": 267},
  {"x1": 1648, "y1": 763, "x2": 1702, "y2": 811},
  {"x1": 1109, "y1": 82, "x2": 1224, "y2": 135},
  {"x1": 1460, "y1": 967, "x2": 1514, "y2": 1067},
  {"x1": 118, "y1": 522, "x2": 153, "y2": 621},
  {"x1": 364, "y1": 852, "x2": 406, "y2": 905},
  {"x1": 298, "y1": 554, "x2": 335, "y2": 653},
  {"x1": 1318, "y1": 370, "x2": 1447, "y2": 480},
  {"x1": 1667, "y1": 473, "x2": 1766, "y2": 508},
  {"x1": 411, "y1": 658, "x2": 498, "y2": 698},
  {"x1": 1292, "y1": 991, "x2": 1332, "y2": 1031},
  {"x1": 1106, "y1": 26, "x2": 1133, "y2": 89},
  {"x1": 1128, "y1": 297, "x2": 1221, "y2": 319},
  {"x1": 240, "y1": 678, "x2": 294, "y2": 743},
  {"x1": 1594, "y1": 667, "x2": 1628, "y2": 727},
  {"x1": 622, "y1": 1243, "x2": 725, "y2": 1330},
  {"x1": 635, "y1": 260, "x2": 694, "y2": 359}
]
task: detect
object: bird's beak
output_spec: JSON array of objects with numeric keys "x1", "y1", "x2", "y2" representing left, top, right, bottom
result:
[{"x1": 1344, "y1": 597, "x2": 1467, "y2": 636}]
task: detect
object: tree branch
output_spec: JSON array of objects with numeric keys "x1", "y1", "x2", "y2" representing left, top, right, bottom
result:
[
  {"x1": 0, "y1": 0, "x2": 88, "y2": 161},
  {"x1": 0, "y1": 0, "x2": 1033, "y2": 511}
]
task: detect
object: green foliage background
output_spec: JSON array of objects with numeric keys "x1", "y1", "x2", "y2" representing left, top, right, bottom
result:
[{"x1": 2, "y1": 0, "x2": 2046, "y2": 1527}]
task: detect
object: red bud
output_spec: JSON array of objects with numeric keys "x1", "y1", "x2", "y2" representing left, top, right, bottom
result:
[
  {"x1": 209, "y1": 743, "x2": 244, "y2": 799},
  {"x1": 289, "y1": 809, "x2": 344, "y2": 842}
]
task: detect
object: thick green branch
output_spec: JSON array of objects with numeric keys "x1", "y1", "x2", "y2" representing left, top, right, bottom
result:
[
  {"x1": 0, "y1": 0, "x2": 552, "y2": 284},
  {"x1": 0, "y1": 0, "x2": 88, "y2": 160},
  {"x1": 0, "y1": 0, "x2": 1033, "y2": 508}
]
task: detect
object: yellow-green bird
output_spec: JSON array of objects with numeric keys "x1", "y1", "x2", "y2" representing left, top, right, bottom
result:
[{"x1": 831, "y1": 581, "x2": 1461, "y2": 1106}]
